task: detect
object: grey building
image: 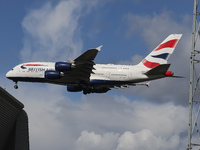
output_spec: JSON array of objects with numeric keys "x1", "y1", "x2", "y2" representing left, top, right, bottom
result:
[{"x1": 0, "y1": 87, "x2": 29, "y2": 150}]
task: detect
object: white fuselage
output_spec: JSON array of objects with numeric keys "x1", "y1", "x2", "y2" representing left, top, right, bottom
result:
[
  {"x1": 91, "y1": 64, "x2": 147, "y2": 82},
  {"x1": 6, "y1": 62, "x2": 153, "y2": 86}
]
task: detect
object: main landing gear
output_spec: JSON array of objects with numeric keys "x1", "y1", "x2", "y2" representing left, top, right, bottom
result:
[{"x1": 14, "y1": 82, "x2": 18, "y2": 89}]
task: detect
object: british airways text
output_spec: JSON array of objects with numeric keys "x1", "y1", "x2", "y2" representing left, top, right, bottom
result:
[{"x1": 27, "y1": 67, "x2": 53, "y2": 72}]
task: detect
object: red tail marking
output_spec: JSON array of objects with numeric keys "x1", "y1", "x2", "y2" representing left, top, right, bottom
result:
[
  {"x1": 142, "y1": 59, "x2": 160, "y2": 68},
  {"x1": 154, "y1": 39, "x2": 178, "y2": 51}
]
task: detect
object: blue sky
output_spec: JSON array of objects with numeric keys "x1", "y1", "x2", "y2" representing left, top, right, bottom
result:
[{"x1": 0, "y1": 0, "x2": 195, "y2": 150}]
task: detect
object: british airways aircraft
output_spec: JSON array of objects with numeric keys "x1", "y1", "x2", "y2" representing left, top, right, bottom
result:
[{"x1": 6, "y1": 34, "x2": 182, "y2": 94}]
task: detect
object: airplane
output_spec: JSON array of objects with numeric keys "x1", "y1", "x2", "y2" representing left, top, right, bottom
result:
[{"x1": 6, "y1": 34, "x2": 182, "y2": 95}]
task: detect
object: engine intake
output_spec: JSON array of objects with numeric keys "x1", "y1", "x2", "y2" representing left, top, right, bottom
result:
[
  {"x1": 45, "y1": 70, "x2": 60, "y2": 79},
  {"x1": 55, "y1": 62, "x2": 71, "y2": 72}
]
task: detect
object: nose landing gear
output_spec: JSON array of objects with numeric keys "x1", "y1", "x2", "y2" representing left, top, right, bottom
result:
[{"x1": 14, "y1": 82, "x2": 18, "y2": 89}]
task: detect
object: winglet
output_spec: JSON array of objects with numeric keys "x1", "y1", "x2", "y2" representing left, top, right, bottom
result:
[{"x1": 96, "y1": 45, "x2": 103, "y2": 52}]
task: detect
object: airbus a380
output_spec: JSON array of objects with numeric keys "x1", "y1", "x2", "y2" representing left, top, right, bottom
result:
[{"x1": 6, "y1": 34, "x2": 182, "y2": 94}]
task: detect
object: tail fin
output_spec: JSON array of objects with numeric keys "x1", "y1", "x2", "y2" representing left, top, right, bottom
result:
[{"x1": 138, "y1": 34, "x2": 182, "y2": 69}]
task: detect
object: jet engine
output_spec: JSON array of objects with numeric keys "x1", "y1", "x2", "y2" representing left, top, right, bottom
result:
[
  {"x1": 45, "y1": 70, "x2": 60, "y2": 79},
  {"x1": 55, "y1": 62, "x2": 71, "y2": 72}
]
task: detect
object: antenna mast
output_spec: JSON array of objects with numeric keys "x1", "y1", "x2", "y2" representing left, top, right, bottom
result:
[{"x1": 188, "y1": 0, "x2": 200, "y2": 149}]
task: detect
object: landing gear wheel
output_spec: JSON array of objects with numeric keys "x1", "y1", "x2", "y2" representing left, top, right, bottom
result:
[
  {"x1": 14, "y1": 85, "x2": 18, "y2": 89},
  {"x1": 14, "y1": 82, "x2": 18, "y2": 89}
]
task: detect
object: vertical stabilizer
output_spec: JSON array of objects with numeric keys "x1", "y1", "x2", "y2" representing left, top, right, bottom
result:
[{"x1": 138, "y1": 34, "x2": 182, "y2": 69}]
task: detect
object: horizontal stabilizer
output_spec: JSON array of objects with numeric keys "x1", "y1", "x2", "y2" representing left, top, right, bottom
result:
[
  {"x1": 167, "y1": 75, "x2": 185, "y2": 78},
  {"x1": 145, "y1": 64, "x2": 171, "y2": 76}
]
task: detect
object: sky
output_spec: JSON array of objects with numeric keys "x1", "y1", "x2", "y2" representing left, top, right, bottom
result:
[{"x1": 0, "y1": 0, "x2": 197, "y2": 150}]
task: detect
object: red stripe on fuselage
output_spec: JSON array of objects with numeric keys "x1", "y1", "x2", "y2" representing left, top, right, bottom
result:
[
  {"x1": 142, "y1": 59, "x2": 160, "y2": 68},
  {"x1": 22, "y1": 64, "x2": 43, "y2": 66},
  {"x1": 154, "y1": 39, "x2": 178, "y2": 51}
]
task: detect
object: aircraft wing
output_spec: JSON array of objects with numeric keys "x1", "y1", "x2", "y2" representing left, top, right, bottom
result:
[{"x1": 63, "y1": 46, "x2": 102, "y2": 84}]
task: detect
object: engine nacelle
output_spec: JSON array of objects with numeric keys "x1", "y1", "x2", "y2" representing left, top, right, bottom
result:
[
  {"x1": 45, "y1": 70, "x2": 60, "y2": 79},
  {"x1": 55, "y1": 62, "x2": 71, "y2": 72},
  {"x1": 67, "y1": 86, "x2": 83, "y2": 92}
]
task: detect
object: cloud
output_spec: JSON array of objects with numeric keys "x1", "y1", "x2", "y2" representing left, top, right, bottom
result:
[
  {"x1": 76, "y1": 130, "x2": 119, "y2": 150},
  {"x1": 5, "y1": 82, "x2": 187, "y2": 150},
  {"x1": 117, "y1": 130, "x2": 180, "y2": 150},
  {"x1": 20, "y1": 0, "x2": 99, "y2": 62},
  {"x1": 125, "y1": 11, "x2": 191, "y2": 46}
]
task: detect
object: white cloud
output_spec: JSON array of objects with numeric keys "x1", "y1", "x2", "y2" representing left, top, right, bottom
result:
[
  {"x1": 73, "y1": 98, "x2": 187, "y2": 150},
  {"x1": 117, "y1": 130, "x2": 180, "y2": 150},
  {"x1": 5, "y1": 82, "x2": 187, "y2": 150},
  {"x1": 76, "y1": 130, "x2": 119, "y2": 150},
  {"x1": 20, "y1": 0, "x2": 97, "y2": 62},
  {"x1": 125, "y1": 12, "x2": 191, "y2": 47}
]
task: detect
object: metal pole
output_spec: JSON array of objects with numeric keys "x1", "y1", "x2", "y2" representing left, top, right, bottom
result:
[{"x1": 188, "y1": 0, "x2": 197, "y2": 149}]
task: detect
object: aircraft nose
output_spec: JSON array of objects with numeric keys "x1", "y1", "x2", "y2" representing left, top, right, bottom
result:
[{"x1": 6, "y1": 70, "x2": 13, "y2": 78}]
